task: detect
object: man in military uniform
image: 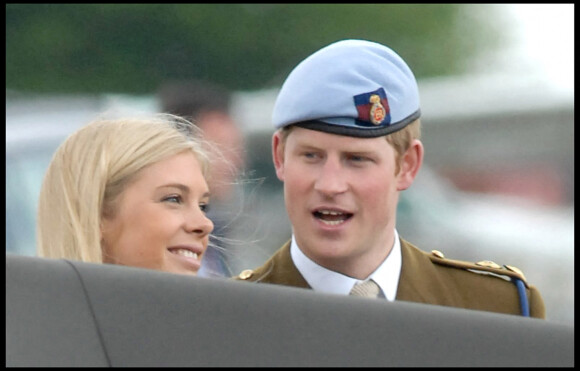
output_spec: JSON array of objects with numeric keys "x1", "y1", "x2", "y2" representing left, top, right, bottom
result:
[{"x1": 236, "y1": 39, "x2": 545, "y2": 318}]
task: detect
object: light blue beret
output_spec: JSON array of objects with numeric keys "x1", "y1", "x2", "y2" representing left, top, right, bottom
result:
[{"x1": 272, "y1": 39, "x2": 421, "y2": 138}]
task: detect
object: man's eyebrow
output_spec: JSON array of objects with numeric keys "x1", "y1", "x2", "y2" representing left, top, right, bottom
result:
[
  {"x1": 345, "y1": 149, "x2": 378, "y2": 155},
  {"x1": 294, "y1": 142, "x2": 318, "y2": 148},
  {"x1": 296, "y1": 144, "x2": 376, "y2": 154}
]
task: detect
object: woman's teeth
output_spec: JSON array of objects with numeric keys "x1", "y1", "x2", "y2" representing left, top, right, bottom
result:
[{"x1": 173, "y1": 249, "x2": 198, "y2": 259}]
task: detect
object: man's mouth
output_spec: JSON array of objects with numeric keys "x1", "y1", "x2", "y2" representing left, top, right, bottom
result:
[{"x1": 313, "y1": 209, "x2": 353, "y2": 226}]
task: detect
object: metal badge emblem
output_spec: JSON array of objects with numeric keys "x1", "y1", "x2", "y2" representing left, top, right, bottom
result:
[{"x1": 369, "y1": 94, "x2": 386, "y2": 125}]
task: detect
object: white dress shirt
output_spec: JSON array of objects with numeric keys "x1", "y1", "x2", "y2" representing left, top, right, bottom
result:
[{"x1": 290, "y1": 229, "x2": 402, "y2": 301}]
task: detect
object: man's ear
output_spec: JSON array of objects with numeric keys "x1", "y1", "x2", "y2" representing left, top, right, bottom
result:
[
  {"x1": 397, "y1": 139, "x2": 424, "y2": 191},
  {"x1": 272, "y1": 131, "x2": 285, "y2": 181}
]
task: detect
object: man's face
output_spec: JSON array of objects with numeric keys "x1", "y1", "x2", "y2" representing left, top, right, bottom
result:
[{"x1": 273, "y1": 127, "x2": 410, "y2": 277}]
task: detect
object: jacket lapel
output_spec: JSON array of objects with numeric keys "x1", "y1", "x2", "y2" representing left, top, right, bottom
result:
[{"x1": 396, "y1": 239, "x2": 441, "y2": 303}]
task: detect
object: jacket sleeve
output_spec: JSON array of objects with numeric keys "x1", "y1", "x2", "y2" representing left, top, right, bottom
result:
[{"x1": 528, "y1": 284, "x2": 546, "y2": 319}]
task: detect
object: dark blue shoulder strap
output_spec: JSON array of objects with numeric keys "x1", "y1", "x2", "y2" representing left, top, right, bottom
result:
[{"x1": 512, "y1": 277, "x2": 530, "y2": 317}]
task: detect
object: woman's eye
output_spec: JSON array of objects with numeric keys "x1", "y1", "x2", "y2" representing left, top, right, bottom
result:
[
  {"x1": 163, "y1": 195, "x2": 182, "y2": 204},
  {"x1": 200, "y1": 203, "x2": 210, "y2": 213}
]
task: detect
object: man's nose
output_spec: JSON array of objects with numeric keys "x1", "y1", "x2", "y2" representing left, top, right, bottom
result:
[{"x1": 314, "y1": 157, "x2": 348, "y2": 196}]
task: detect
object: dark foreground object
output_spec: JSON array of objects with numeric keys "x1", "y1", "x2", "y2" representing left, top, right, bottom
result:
[{"x1": 6, "y1": 254, "x2": 574, "y2": 367}]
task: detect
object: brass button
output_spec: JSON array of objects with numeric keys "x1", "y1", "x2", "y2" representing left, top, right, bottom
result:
[
  {"x1": 239, "y1": 269, "x2": 254, "y2": 280},
  {"x1": 476, "y1": 260, "x2": 501, "y2": 269},
  {"x1": 431, "y1": 250, "x2": 445, "y2": 259}
]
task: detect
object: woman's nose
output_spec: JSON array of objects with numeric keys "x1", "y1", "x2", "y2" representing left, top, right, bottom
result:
[{"x1": 185, "y1": 207, "x2": 214, "y2": 235}]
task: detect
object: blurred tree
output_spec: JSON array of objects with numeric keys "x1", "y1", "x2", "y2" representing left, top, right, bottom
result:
[{"x1": 6, "y1": 4, "x2": 504, "y2": 94}]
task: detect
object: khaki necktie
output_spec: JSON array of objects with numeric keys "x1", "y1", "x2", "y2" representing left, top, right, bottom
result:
[{"x1": 349, "y1": 279, "x2": 381, "y2": 298}]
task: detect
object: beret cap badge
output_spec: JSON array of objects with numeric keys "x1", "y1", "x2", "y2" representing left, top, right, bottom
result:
[
  {"x1": 369, "y1": 94, "x2": 386, "y2": 125},
  {"x1": 354, "y1": 87, "x2": 391, "y2": 127}
]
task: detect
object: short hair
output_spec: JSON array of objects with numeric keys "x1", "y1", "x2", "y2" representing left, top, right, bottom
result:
[
  {"x1": 277, "y1": 119, "x2": 421, "y2": 174},
  {"x1": 37, "y1": 114, "x2": 210, "y2": 263},
  {"x1": 385, "y1": 119, "x2": 422, "y2": 173}
]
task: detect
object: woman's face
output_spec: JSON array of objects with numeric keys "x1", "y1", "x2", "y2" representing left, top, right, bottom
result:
[{"x1": 100, "y1": 151, "x2": 214, "y2": 275}]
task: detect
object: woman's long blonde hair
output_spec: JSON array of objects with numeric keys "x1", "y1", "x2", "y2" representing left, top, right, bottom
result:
[{"x1": 37, "y1": 113, "x2": 210, "y2": 263}]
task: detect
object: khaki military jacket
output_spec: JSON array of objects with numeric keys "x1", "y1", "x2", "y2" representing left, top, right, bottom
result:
[{"x1": 236, "y1": 238, "x2": 545, "y2": 319}]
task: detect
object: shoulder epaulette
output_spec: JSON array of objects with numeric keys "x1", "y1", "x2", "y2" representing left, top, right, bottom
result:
[{"x1": 429, "y1": 249, "x2": 529, "y2": 288}]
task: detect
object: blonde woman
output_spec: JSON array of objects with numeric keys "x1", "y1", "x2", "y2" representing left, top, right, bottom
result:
[{"x1": 37, "y1": 114, "x2": 214, "y2": 275}]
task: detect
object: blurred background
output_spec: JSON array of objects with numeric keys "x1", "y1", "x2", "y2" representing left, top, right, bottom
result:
[{"x1": 6, "y1": 4, "x2": 573, "y2": 325}]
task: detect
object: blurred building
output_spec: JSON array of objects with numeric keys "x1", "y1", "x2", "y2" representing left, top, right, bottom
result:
[{"x1": 418, "y1": 73, "x2": 574, "y2": 207}]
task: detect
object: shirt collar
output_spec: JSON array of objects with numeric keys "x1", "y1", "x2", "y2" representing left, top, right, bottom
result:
[{"x1": 290, "y1": 230, "x2": 402, "y2": 301}]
